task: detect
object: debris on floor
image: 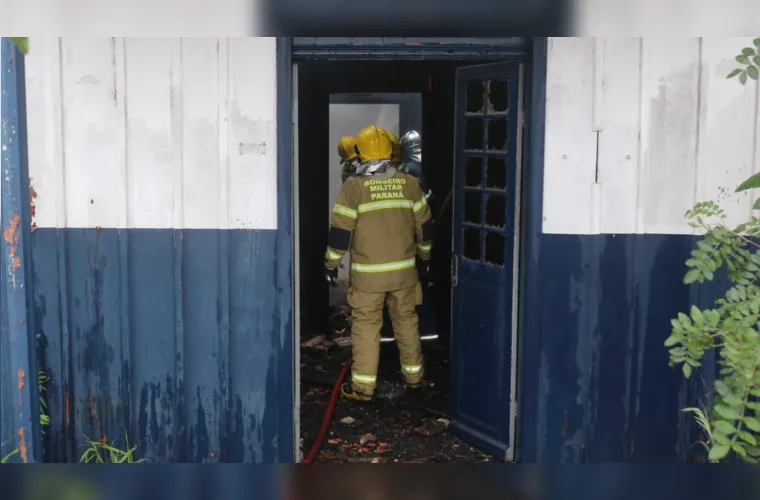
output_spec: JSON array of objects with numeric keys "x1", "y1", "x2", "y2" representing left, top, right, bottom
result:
[
  {"x1": 301, "y1": 335, "x2": 326, "y2": 348},
  {"x1": 299, "y1": 303, "x2": 495, "y2": 463}
]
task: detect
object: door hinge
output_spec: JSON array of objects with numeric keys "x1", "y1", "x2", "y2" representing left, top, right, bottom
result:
[{"x1": 451, "y1": 255, "x2": 458, "y2": 287}]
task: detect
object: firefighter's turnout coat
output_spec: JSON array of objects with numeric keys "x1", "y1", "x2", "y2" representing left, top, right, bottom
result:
[{"x1": 325, "y1": 167, "x2": 433, "y2": 292}]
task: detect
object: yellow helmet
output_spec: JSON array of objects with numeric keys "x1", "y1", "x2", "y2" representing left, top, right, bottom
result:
[
  {"x1": 356, "y1": 125, "x2": 392, "y2": 162},
  {"x1": 387, "y1": 131, "x2": 402, "y2": 163},
  {"x1": 337, "y1": 136, "x2": 358, "y2": 163}
]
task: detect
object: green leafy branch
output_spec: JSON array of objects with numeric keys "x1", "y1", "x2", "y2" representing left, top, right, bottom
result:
[
  {"x1": 667, "y1": 203, "x2": 760, "y2": 462},
  {"x1": 727, "y1": 38, "x2": 760, "y2": 84}
]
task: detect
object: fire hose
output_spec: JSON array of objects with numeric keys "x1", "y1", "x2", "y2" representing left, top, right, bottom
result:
[{"x1": 302, "y1": 359, "x2": 353, "y2": 464}]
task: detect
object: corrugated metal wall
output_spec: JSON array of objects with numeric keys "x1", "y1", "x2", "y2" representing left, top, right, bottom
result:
[
  {"x1": 1, "y1": 38, "x2": 42, "y2": 463},
  {"x1": 518, "y1": 38, "x2": 755, "y2": 462},
  {"x1": 21, "y1": 37, "x2": 291, "y2": 463}
]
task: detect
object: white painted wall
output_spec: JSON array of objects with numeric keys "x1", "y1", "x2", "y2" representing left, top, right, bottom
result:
[
  {"x1": 543, "y1": 37, "x2": 760, "y2": 235},
  {"x1": 24, "y1": 37, "x2": 759, "y2": 237},
  {"x1": 327, "y1": 103, "x2": 399, "y2": 303},
  {"x1": 24, "y1": 37, "x2": 278, "y2": 230}
]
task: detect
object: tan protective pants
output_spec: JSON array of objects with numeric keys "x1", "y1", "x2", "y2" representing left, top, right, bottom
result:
[{"x1": 347, "y1": 284, "x2": 424, "y2": 396}]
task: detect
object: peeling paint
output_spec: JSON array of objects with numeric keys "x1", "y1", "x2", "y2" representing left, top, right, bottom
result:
[
  {"x1": 29, "y1": 182, "x2": 37, "y2": 232},
  {"x1": 18, "y1": 427, "x2": 27, "y2": 463},
  {"x1": 3, "y1": 211, "x2": 22, "y2": 284},
  {"x1": 16, "y1": 368, "x2": 26, "y2": 408},
  {"x1": 64, "y1": 392, "x2": 70, "y2": 426}
]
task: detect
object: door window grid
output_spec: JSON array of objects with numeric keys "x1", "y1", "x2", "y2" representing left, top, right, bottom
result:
[{"x1": 461, "y1": 78, "x2": 510, "y2": 267}]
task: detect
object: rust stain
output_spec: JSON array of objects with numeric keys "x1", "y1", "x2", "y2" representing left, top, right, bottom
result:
[
  {"x1": 209, "y1": 450, "x2": 215, "y2": 457},
  {"x1": 98, "y1": 434, "x2": 108, "y2": 444},
  {"x1": 17, "y1": 368, "x2": 25, "y2": 407},
  {"x1": 87, "y1": 394, "x2": 99, "y2": 423},
  {"x1": 94, "y1": 226, "x2": 102, "y2": 260},
  {"x1": 404, "y1": 42, "x2": 422, "y2": 46},
  {"x1": 18, "y1": 427, "x2": 27, "y2": 463},
  {"x1": 3, "y1": 212, "x2": 22, "y2": 281},
  {"x1": 64, "y1": 392, "x2": 70, "y2": 426},
  {"x1": 29, "y1": 184, "x2": 37, "y2": 232}
]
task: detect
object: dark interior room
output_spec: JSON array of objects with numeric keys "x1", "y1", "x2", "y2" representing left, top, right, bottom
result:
[{"x1": 297, "y1": 60, "x2": 497, "y2": 462}]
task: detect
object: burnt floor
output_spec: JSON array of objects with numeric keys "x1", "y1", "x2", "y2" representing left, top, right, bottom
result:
[{"x1": 299, "y1": 306, "x2": 495, "y2": 463}]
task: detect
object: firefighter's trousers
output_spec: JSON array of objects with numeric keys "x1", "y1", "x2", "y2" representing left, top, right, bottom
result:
[{"x1": 347, "y1": 284, "x2": 424, "y2": 396}]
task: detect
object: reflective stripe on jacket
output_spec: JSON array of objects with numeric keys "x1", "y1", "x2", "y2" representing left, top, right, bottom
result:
[{"x1": 325, "y1": 167, "x2": 433, "y2": 293}]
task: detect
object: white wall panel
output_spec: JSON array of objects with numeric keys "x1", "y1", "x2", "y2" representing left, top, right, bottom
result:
[
  {"x1": 597, "y1": 38, "x2": 641, "y2": 234},
  {"x1": 544, "y1": 37, "x2": 760, "y2": 235},
  {"x1": 543, "y1": 37, "x2": 597, "y2": 235},
  {"x1": 25, "y1": 37, "x2": 278, "y2": 230},
  {"x1": 638, "y1": 38, "x2": 701, "y2": 235}
]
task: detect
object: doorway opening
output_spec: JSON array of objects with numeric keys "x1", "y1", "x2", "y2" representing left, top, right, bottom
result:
[{"x1": 294, "y1": 56, "x2": 524, "y2": 463}]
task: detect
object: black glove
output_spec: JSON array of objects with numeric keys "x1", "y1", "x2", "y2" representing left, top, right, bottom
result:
[
  {"x1": 418, "y1": 260, "x2": 431, "y2": 283},
  {"x1": 325, "y1": 267, "x2": 339, "y2": 287}
]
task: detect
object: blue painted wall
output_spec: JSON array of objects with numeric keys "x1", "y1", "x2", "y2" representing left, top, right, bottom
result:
[
  {"x1": 518, "y1": 233, "x2": 721, "y2": 462},
  {"x1": 31, "y1": 229, "x2": 291, "y2": 462}
]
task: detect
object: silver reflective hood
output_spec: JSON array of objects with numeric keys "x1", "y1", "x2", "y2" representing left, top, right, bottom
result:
[
  {"x1": 400, "y1": 130, "x2": 422, "y2": 163},
  {"x1": 356, "y1": 159, "x2": 392, "y2": 177}
]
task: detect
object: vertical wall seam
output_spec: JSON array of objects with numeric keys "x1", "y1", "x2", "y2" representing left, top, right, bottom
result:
[
  {"x1": 591, "y1": 38, "x2": 603, "y2": 234},
  {"x1": 216, "y1": 37, "x2": 231, "y2": 460},
  {"x1": 53, "y1": 36, "x2": 74, "y2": 461},
  {"x1": 634, "y1": 37, "x2": 645, "y2": 234},
  {"x1": 54, "y1": 38, "x2": 69, "y2": 230},
  {"x1": 113, "y1": 37, "x2": 133, "y2": 447},
  {"x1": 692, "y1": 37, "x2": 704, "y2": 235},
  {"x1": 170, "y1": 37, "x2": 186, "y2": 461}
]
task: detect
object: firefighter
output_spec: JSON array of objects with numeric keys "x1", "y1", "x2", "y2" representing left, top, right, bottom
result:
[
  {"x1": 337, "y1": 136, "x2": 361, "y2": 184},
  {"x1": 399, "y1": 130, "x2": 432, "y2": 200},
  {"x1": 387, "y1": 131, "x2": 403, "y2": 166},
  {"x1": 324, "y1": 124, "x2": 434, "y2": 401}
]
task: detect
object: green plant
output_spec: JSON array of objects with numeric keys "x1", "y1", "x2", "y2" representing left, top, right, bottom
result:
[
  {"x1": 79, "y1": 433, "x2": 143, "y2": 463},
  {"x1": 667, "y1": 40, "x2": 760, "y2": 463},
  {"x1": 1, "y1": 444, "x2": 19, "y2": 464},
  {"x1": 727, "y1": 38, "x2": 760, "y2": 84},
  {"x1": 38, "y1": 367, "x2": 50, "y2": 433},
  {"x1": 668, "y1": 199, "x2": 760, "y2": 462},
  {"x1": 0, "y1": 367, "x2": 51, "y2": 463}
]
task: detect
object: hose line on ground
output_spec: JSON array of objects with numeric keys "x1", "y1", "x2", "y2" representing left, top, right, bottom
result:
[{"x1": 303, "y1": 359, "x2": 353, "y2": 464}]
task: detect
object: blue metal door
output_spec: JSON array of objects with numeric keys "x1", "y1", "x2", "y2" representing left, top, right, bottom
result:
[{"x1": 450, "y1": 62, "x2": 523, "y2": 461}]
